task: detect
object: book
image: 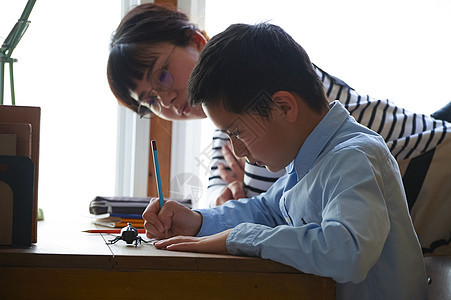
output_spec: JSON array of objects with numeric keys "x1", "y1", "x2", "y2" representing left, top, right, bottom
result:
[
  {"x1": 0, "y1": 106, "x2": 40, "y2": 243},
  {"x1": 0, "y1": 134, "x2": 16, "y2": 156},
  {"x1": 0, "y1": 122, "x2": 32, "y2": 157},
  {"x1": 90, "y1": 212, "x2": 144, "y2": 228},
  {"x1": 93, "y1": 221, "x2": 144, "y2": 228},
  {"x1": 0, "y1": 156, "x2": 34, "y2": 247},
  {"x1": 89, "y1": 196, "x2": 192, "y2": 216},
  {"x1": 89, "y1": 196, "x2": 152, "y2": 215}
]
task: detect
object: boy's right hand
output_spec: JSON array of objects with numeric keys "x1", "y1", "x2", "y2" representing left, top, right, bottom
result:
[{"x1": 142, "y1": 199, "x2": 202, "y2": 240}]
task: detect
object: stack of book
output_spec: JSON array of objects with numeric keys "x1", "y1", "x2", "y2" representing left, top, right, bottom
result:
[
  {"x1": 91, "y1": 212, "x2": 144, "y2": 228},
  {"x1": 88, "y1": 195, "x2": 192, "y2": 229},
  {"x1": 89, "y1": 196, "x2": 150, "y2": 228}
]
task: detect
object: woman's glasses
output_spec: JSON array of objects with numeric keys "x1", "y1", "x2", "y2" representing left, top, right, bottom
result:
[{"x1": 137, "y1": 46, "x2": 176, "y2": 119}]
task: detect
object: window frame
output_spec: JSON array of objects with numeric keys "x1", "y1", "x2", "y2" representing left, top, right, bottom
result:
[{"x1": 115, "y1": 0, "x2": 206, "y2": 198}]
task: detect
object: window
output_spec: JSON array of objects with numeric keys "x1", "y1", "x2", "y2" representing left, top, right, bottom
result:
[
  {"x1": 204, "y1": 0, "x2": 451, "y2": 115},
  {"x1": 0, "y1": 0, "x2": 121, "y2": 216}
]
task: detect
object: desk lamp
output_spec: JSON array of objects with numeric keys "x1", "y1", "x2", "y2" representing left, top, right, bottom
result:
[{"x1": 0, "y1": 0, "x2": 36, "y2": 105}]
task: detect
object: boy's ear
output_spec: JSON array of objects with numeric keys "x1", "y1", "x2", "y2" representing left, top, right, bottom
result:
[
  {"x1": 272, "y1": 91, "x2": 298, "y2": 123},
  {"x1": 191, "y1": 31, "x2": 207, "y2": 50}
]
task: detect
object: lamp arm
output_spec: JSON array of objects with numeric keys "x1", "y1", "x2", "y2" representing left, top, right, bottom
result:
[{"x1": 0, "y1": 0, "x2": 36, "y2": 105}]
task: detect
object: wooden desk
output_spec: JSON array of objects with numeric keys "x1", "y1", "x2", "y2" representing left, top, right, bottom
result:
[{"x1": 0, "y1": 215, "x2": 335, "y2": 299}]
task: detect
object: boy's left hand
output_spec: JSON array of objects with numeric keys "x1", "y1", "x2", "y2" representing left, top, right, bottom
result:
[{"x1": 154, "y1": 229, "x2": 232, "y2": 255}]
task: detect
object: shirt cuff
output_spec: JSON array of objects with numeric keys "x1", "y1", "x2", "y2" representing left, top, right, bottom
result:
[
  {"x1": 193, "y1": 208, "x2": 221, "y2": 237},
  {"x1": 226, "y1": 223, "x2": 263, "y2": 257}
]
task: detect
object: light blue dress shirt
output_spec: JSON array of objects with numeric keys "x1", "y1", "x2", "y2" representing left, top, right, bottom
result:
[{"x1": 196, "y1": 101, "x2": 427, "y2": 299}]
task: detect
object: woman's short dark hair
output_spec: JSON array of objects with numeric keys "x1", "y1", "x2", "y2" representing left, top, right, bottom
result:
[
  {"x1": 188, "y1": 23, "x2": 328, "y2": 117},
  {"x1": 107, "y1": 3, "x2": 199, "y2": 113}
]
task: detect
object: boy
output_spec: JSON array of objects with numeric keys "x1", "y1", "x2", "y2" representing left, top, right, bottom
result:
[{"x1": 143, "y1": 23, "x2": 428, "y2": 299}]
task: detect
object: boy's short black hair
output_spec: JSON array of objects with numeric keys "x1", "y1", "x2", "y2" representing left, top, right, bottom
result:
[{"x1": 188, "y1": 23, "x2": 328, "y2": 116}]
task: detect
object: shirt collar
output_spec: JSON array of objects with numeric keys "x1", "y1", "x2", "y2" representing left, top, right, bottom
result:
[{"x1": 292, "y1": 101, "x2": 349, "y2": 180}]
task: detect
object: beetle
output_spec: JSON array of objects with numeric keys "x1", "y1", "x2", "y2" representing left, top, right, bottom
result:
[{"x1": 106, "y1": 223, "x2": 149, "y2": 246}]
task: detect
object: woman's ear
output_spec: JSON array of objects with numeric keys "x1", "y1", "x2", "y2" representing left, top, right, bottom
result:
[
  {"x1": 191, "y1": 31, "x2": 208, "y2": 50},
  {"x1": 272, "y1": 91, "x2": 298, "y2": 123}
]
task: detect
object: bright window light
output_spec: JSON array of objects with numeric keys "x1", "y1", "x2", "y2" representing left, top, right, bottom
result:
[
  {"x1": 0, "y1": 0, "x2": 121, "y2": 217},
  {"x1": 205, "y1": 0, "x2": 451, "y2": 115}
]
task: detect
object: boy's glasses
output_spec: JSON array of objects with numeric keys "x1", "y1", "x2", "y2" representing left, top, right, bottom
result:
[{"x1": 137, "y1": 46, "x2": 176, "y2": 119}]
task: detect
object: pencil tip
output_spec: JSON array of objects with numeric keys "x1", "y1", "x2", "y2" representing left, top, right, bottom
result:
[{"x1": 151, "y1": 140, "x2": 157, "y2": 151}]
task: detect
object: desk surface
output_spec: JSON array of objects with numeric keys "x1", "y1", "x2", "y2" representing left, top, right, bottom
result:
[{"x1": 0, "y1": 214, "x2": 336, "y2": 299}]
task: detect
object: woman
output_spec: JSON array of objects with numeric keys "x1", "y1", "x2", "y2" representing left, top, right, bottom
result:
[{"x1": 107, "y1": 3, "x2": 451, "y2": 253}]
